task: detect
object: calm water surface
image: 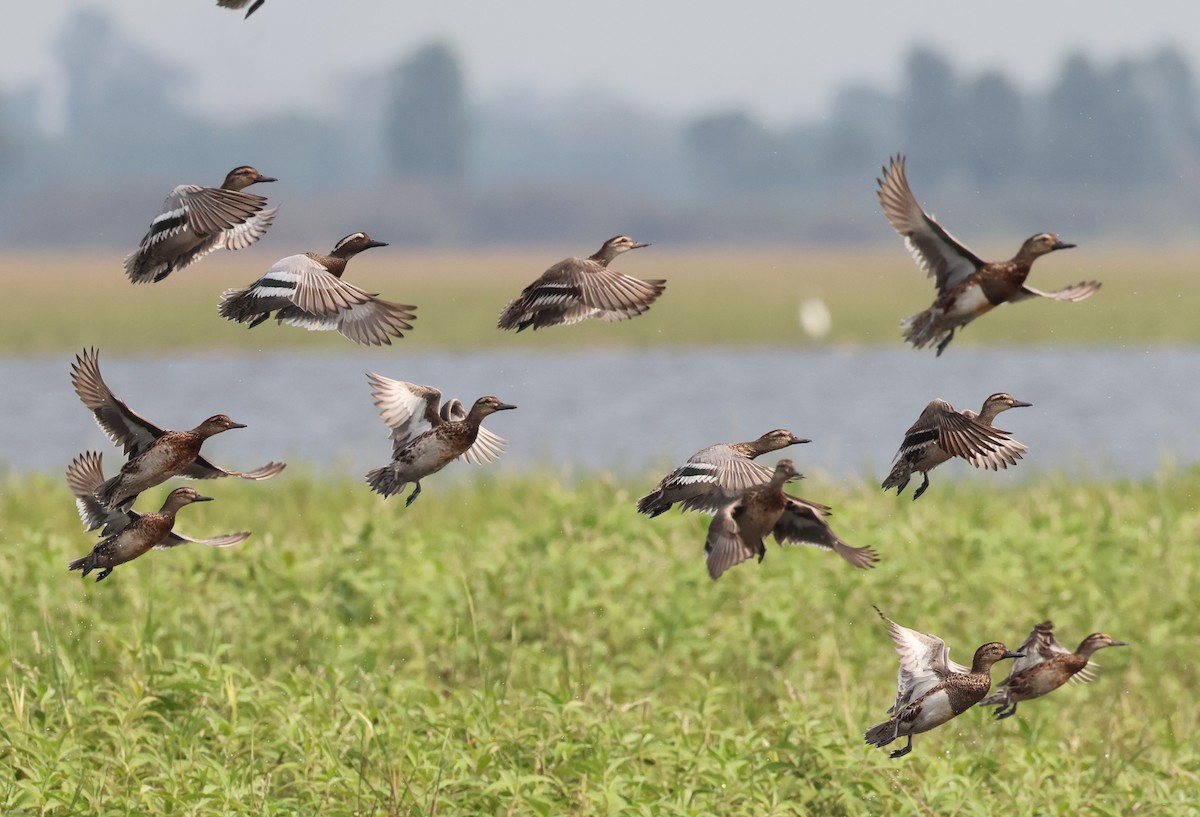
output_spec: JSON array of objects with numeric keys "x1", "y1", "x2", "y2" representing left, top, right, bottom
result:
[{"x1": 0, "y1": 346, "x2": 1190, "y2": 486}]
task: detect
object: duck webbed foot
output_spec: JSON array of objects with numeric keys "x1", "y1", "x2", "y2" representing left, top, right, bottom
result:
[
  {"x1": 994, "y1": 703, "x2": 1017, "y2": 720},
  {"x1": 935, "y1": 329, "x2": 956, "y2": 357},
  {"x1": 405, "y1": 482, "x2": 423, "y2": 507},
  {"x1": 889, "y1": 736, "x2": 913, "y2": 759},
  {"x1": 912, "y1": 473, "x2": 931, "y2": 500}
]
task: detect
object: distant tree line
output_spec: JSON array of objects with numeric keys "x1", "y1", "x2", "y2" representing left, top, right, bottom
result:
[
  {"x1": 2, "y1": 8, "x2": 1200, "y2": 246},
  {"x1": 684, "y1": 46, "x2": 1200, "y2": 194}
]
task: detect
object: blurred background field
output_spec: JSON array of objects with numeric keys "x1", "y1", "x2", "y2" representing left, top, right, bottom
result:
[
  {"x1": 0, "y1": 471, "x2": 1196, "y2": 815},
  {"x1": 0, "y1": 244, "x2": 1195, "y2": 354}
]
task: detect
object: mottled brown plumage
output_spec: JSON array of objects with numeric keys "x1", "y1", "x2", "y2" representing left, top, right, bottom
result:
[
  {"x1": 70, "y1": 348, "x2": 285, "y2": 511},
  {"x1": 704, "y1": 459, "x2": 878, "y2": 580},
  {"x1": 364, "y1": 374, "x2": 516, "y2": 506},
  {"x1": 877, "y1": 155, "x2": 1099, "y2": 355},
  {"x1": 66, "y1": 451, "x2": 251, "y2": 551},
  {"x1": 865, "y1": 607, "x2": 1022, "y2": 758},
  {"x1": 68, "y1": 487, "x2": 237, "y2": 582},
  {"x1": 981, "y1": 622, "x2": 1127, "y2": 720}
]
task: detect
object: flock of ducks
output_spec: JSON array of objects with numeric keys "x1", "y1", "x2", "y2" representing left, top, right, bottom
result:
[{"x1": 68, "y1": 6, "x2": 1124, "y2": 759}]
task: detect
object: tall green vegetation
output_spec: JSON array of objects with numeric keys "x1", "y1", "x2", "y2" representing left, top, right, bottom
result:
[{"x1": 0, "y1": 469, "x2": 1196, "y2": 814}]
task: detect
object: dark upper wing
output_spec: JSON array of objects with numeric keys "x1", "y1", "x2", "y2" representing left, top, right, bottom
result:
[
  {"x1": 936, "y1": 413, "x2": 1027, "y2": 471},
  {"x1": 704, "y1": 500, "x2": 756, "y2": 580},
  {"x1": 900, "y1": 399, "x2": 1025, "y2": 470},
  {"x1": 70, "y1": 348, "x2": 165, "y2": 457},
  {"x1": 876, "y1": 155, "x2": 986, "y2": 296},
  {"x1": 178, "y1": 186, "x2": 269, "y2": 238},
  {"x1": 498, "y1": 257, "x2": 665, "y2": 330},
  {"x1": 773, "y1": 497, "x2": 878, "y2": 569},
  {"x1": 575, "y1": 262, "x2": 667, "y2": 320}
]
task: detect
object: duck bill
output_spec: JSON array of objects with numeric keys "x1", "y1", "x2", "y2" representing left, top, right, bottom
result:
[
  {"x1": 1051, "y1": 241, "x2": 1076, "y2": 251},
  {"x1": 255, "y1": 174, "x2": 278, "y2": 183},
  {"x1": 193, "y1": 495, "x2": 215, "y2": 503},
  {"x1": 1109, "y1": 641, "x2": 1129, "y2": 647},
  {"x1": 1010, "y1": 400, "x2": 1033, "y2": 409},
  {"x1": 630, "y1": 242, "x2": 651, "y2": 249},
  {"x1": 495, "y1": 402, "x2": 518, "y2": 412},
  {"x1": 365, "y1": 240, "x2": 390, "y2": 250},
  {"x1": 1003, "y1": 650, "x2": 1025, "y2": 659},
  {"x1": 791, "y1": 436, "x2": 812, "y2": 445},
  {"x1": 227, "y1": 421, "x2": 248, "y2": 430}
]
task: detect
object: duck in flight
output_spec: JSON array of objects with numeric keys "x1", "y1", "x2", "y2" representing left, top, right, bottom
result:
[{"x1": 877, "y1": 155, "x2": 1100, "y2": 356}]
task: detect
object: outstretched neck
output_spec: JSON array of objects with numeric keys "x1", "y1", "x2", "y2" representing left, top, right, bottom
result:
[
  {"x1": 588, "y1": 247, "x2": 620, "y2": 265},
  {"x1": 307, "y1": 253, "x2": 349, "y2": 278}
]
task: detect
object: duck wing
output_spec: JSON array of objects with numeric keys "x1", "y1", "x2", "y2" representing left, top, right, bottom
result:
[
  {"x1": 876, "y1": 155, "x2": 985, "y2": 296},
  {"x1": 577, "y1": 263, "x2": 667, "y2": 321},
  {"x1": 221, "y1": 207, "x2": 278, "y2": 251},
  {"x1": 904, "y1": 399, "x2": 1025, "y2": 470},
  {"x1": 124, "y1": 185, "x2": 270, "y2": 283},
  {"x1": 70, "y1": 348, "x2": 165, "y2": 458},
  {"x1": 875, "y1": 607, "x2": 965, "y2": 713},
  {"x1": 179, "y1": 456, "x2": 286, "y2": 481},
  {"x1": 155, "y1": 530, "x2": 251, "y2": 549},
  {"x1": 1011, "y1": 281, "x2": 1102, "y2": 303},
  {"x1": 498, "y1": 258, "x2": 665, "y2": 330},
  {"x1": 773, "y1": 496, "x2": 878, "y2": 568},
  {"x1": 704, "y1": 499, "x2": 756, "y2": 580},
  {"x1": 65, "y1": 451, "x2": 138, "y2": 535},
  {"x1": 997, "y1": 621, "x2": 1071, "y2": 684},
  {"x1": 257, "y1": 259, "x2": 415, "y2": 346},
  {"x1": 368, "y1": 374, "x2": 443, "y2": 456},
  {"x1": 641, "y1": 444, "x2": 776, "y2": 516}
]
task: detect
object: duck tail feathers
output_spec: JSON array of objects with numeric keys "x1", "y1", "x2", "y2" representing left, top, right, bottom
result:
[
  {"x1": 864, "y1": 719, "x2": 898, "y2": 748},
  {"x1": 880, "y1": 459, "x2": 911, "y2": 494},
  {"x1": 365, "y1": 465, "x2": 406, "y2": 498},
  {"x1": 68, "y1": 552, "x2": 96, "y2": 576}
]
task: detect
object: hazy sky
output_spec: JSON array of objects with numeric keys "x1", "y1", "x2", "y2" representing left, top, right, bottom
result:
[{"x1": 6, "y1": 1, "x2": 1200, "y2": 126}]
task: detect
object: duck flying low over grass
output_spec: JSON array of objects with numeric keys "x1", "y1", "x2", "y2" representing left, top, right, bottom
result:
[
  {"x1": 981, "y1": 621, "x2": 1127, "y2": 720},
  {"x1": 865, "y1": 607, "x2": 1022, "y2": 758},
  {"x1": 364, "y1": 374, "x2": 516, "y2": 506},
  {"x1": 877, "y1": 154, "x2": 1099, "y2": 355},
  {"x1": 125, "y1": 165, "x2": 277, "y2": 284},
  {"x1": 704, "y1": 459, "x2": 878, "y2": 580},
  {"x1": 498, "y1": 235, "x2": 666, "y2": 332},
  {"x1": 638, "y1": 429, "x2": 810, "y2": 517},
  {"x1": 219, "y1": 232, "x2": 417, "y2": 347},
  {"x1": 68, "y1": 487, "x2": 241, "y2": 582},
  {"x1": 66, "y1": 450, "x2": 250, "y2": 547},
  {"x1": 70, "y1": 348, "x2": 285, "y2": 511},
  {"x1": 882, "y1": 393, "x2": 1030, "y2": 500}
]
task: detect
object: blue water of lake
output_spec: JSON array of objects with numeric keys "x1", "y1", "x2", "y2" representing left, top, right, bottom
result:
[{"x1": 0, "y1": 346, "x2": 1189, "y2": 489}]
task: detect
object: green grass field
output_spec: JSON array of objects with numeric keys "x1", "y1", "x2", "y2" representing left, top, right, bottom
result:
[
  {"x1": 1, "y1": 469, "x2": 1196, "y2": 815},
  {"x1": 2, "y1": 244, "x2": 1198, "y2": 353}
]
